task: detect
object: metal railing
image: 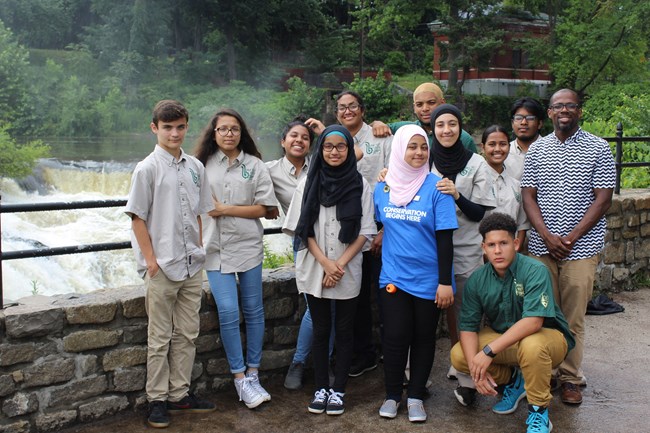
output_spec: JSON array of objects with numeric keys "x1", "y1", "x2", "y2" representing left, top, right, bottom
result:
[
  {"x1": 0, "y1": 198, "x2": 282, "y2": 309},
  {"x1": 604, "y1": 123, "x2": 650, "y2": 195}
]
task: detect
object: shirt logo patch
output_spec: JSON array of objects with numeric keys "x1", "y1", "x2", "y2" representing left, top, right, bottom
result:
[
  {"x1": 241, "y1": 164, "x2": 254, "y2": 180},
  {"x1": 364, "y1": 141, "x2": 380, "y2": 155},
  {"x1": 460, "y1": 166, "x2": 476, "y2": 177},
  {"x1": 515, "y1": 282, "x2": 525, "y2": 297},
  {"x1": 541, "y1": 293, "x2": 549, "y2": 308},
  {"x1": 189, "y1": 168, "x2": 200, "y2": 186}
]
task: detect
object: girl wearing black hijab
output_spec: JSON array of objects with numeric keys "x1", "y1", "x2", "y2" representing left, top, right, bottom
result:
[
  {"x1": 429, "y1": 104, "x2": 495, "y2": 357},
  {"x1": 283, "y1": 125, "x2": 377, "y2": 416}
]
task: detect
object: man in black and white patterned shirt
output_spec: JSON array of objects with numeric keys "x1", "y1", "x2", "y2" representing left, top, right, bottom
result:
[{"x1": 520, "y1": 88, "x2": 616, "y2": 406}]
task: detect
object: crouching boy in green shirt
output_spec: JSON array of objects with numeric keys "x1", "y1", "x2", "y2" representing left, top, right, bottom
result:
[{"x1": 450, "y1": 212, "x2": 574, "y2": 433}]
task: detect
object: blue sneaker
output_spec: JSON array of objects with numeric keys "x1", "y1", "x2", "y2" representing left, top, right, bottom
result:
[
  {"x1": 526, "y1": 405, "x2": 553, "y2": 433},
  {"x1": 492, "y1": 368, "x2": 526, "y2": 414}
]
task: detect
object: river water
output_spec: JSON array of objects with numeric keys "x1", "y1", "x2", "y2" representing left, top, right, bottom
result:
[{"x1": 1, "y1": 135, "x2": 289, "y2": 302}]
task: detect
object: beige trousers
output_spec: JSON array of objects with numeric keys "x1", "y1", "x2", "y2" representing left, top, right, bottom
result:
[{"x1": 145, "y1": 270, "x2": 203, "y2": 402}]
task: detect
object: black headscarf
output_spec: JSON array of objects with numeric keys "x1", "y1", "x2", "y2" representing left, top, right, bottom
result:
[
  {"x1": 294, "y1": 125, "x2": 363, "y2": 250},
  {"x1": 429, "y1": 103, "x2": 473, "y2": 181}
]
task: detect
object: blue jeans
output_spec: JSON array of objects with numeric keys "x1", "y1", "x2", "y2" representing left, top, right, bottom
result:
[
  {"x1": 292, "y1": 294, "x2": 335, "y2": 364},
  {"x1": 207, "y1": 263, "x2": 264, "y2": 374}
]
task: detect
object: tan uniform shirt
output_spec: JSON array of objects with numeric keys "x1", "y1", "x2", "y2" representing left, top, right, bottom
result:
[
  {"x1": 432, "y1": 153, "x2": 496, "y2": 276},
  {"x1": 202, "y1": 150, "x2": 277, "y2": 273},
  {"x1": 126, "y1": 145, "x2": 213, "y2": 281},
  {"x1": 485, "y1": 164, "x2": 530, "y2": 232},
  {"x1": 266, "y1": 156, "x2": 309, "y2": 214},
  {"x1": 282, "y1": 178, "x2": 377, "y2": 300},
  {"x1": 354, "y1": 122, "x2": 392, "y2": 190}
]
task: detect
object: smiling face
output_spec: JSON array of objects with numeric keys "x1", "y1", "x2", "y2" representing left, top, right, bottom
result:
[
  {"x1": 336, "y1": 93, "x2": 364, "y2": 132},
  {"x1": 482, "y1": 229, "x2": 519, "y2": 278},
  {"x1": 404, "y1": 134, "x2": 429, "y2": 169},
  {"x1": 281, "y1": 125, "x2": 311, "y2": 160},
  {"x1": 548, "y1": 90, "x2": 582, "y2": 139},
  {"x1": 151, "y1": 118, "x2": 188, "y2": 159},
  {"x1": 482, "y1": 131, "x2": 510, "y2": 172},
  {"x1": 322, "y1": 134, "x2": 348, "y2": 167},
  {"x1": 434, "y1": 113, "x2": 461, "y2": 148},
  {"x1": 413, "y1": 91, "x2": 443, "y2": 128},
  {"x1": 214, "y1": 115, "x2": 241, "y2": 157}
]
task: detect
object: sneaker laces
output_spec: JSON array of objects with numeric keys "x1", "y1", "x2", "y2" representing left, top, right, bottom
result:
[
  {"x1": 526, "y1": 409, "x2": 548, "y2": 430},
  {"x1": 328, "y1": 390, "x2": 344, "y2": 405},
  {"x1": 237, "y1": 377, "x2": 256, "y2": 401},
  {"x1": 313, "y1": 388, "x2": 329, "y2": 404}
]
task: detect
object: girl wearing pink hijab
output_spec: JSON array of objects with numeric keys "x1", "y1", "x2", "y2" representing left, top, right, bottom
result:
[{"x1": 373, "y1": 124, "x2": 458, "y2": 423}]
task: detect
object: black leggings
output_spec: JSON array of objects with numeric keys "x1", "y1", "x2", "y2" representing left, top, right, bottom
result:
[
  {"x1": 306, "y1": 294, "x2": 359, "y2": 393},
  {"x1": 380, "y1": 286, "x2": 441, "y2": 400}
]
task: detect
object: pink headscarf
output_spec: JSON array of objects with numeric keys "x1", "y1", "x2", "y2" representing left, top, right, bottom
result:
[{"x1": 385, "y1": 124, "x2": 429, "y2": 207}]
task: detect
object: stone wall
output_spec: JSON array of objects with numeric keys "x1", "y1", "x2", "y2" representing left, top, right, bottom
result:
[
  {"x1": 0, "y1": 189, "x2": 647, "y2": 432},
  {"x1": 598, "y1": 189, "x2": 650, "y2": 291},
  {"x1": 0, "y1": 269, "x2": 300, "y2": 433}
]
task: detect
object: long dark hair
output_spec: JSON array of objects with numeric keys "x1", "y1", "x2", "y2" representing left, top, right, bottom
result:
[{"x1": 194, "y1": 108, "x2": 261, "y2": 165}]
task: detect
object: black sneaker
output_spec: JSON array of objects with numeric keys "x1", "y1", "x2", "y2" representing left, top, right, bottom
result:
[
  {"x1": 148, "y1": 400, "x2": 170, "y2": 428},
  {"x1": 308, "y1": 388, "x2": 329, "y2": 414},
  {"x1": 167, "y1": 393, "x2": 216, "y2": 414},
  {"x1": 454, "y1": 386, "x2": 477, "y2": 407},
  {"x1": 326, "y1": 389, "x2": 345, "y2": 415},
  {"x1": 348, "y1": 358, "x2": 377, "y2": 377}
]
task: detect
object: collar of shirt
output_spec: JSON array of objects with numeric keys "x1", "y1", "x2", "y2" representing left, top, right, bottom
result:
[
  {"x1": 488, "y1": 252, "x2": 521, "y2": 281},
  {"x1": 216, "y1": 148, "x2": 243, "y2": 166},
  {"x1": 552, "y1": 126, "x2": 583, "y2": 145},
  {"x1": 353, "y1": 122, "x2": 372, "y2": 145},
  {"x1": 154, "y1": 144, "x2": 187, "y2": 166},
  {"x1": 282, "y1": 155, "x2": 309, "y2": 177}
]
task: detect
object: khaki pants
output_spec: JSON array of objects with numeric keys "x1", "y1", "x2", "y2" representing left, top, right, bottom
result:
[
  {"x1": 533, "y1": 254, "x2": 598, "y2": 384},
  {"x1": 145, "y1": 270, "x2": 203, "y2": 402},
  {"x1": 451, "y1": 327, "x2": 567, "y2": 407}
]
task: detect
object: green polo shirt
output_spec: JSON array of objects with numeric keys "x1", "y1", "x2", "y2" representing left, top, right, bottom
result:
[
  {"x1": 389, "y1": 120, "x2": 478, "y2": 154},
  {"x1": 460, "y1": 253, "x2": 575, "y2": 351}
]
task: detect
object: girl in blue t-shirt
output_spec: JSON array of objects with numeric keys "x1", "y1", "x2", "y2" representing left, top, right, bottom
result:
[{"x1": 374, "y1": 124, "x2": 458, "y2": 423}]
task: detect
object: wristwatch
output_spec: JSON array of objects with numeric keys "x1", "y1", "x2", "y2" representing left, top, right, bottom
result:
[{"x1": 482, "y1": 345, "x2": 497, "y2": 358}]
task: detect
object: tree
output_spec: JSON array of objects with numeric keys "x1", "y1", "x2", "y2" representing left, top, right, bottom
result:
[
  {"x1": 0, "y1": 124, "x2": 49, "y2": 179},
  {"x1": 550, "y1": 0, "x2": 650, "y2": 95},
  {"x1": 0, "y1": 20, "x2": 32, "y2": 135}
]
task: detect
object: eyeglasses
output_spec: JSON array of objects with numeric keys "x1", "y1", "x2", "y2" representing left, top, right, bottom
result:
[
  {"x1": 549, "y1": 103, "x2": 580, "y2": 112},
  {"x1": 215, "y1": 126, "x2": 242, "y2": 136},
  {"x1": 512, "y1": 114, "x2": 537, "y2": 122},
  {"x1": 322, "y1": 143, "x2": 348, "y2": 152},
  {"x1": 336, "y1": 103, "x2": 360, "y2": 113}
]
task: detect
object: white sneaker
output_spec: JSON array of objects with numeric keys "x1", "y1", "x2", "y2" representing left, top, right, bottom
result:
[
  {"x1": 407, "y1": 398, "x2": 427, "y2": 422},
  {"x1": 246, "y1": 371, "x2": 271, "y2": 402},
  {"x1": 235, "y1": 377, "x2": 264, "y2": 409},
  {"x1": 379, "y1": 399, "x2": 400, "y2": 418}
]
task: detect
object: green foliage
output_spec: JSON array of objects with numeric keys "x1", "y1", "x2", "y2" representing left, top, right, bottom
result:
[
  {"x1": 384, "y1": 51, "x2": 410, "y2": 76},
  {"x1": 343, "y1": 71, "x2": 410, "y2": 123},
  {"x1": 0, "y1": 124, "x2": 49, "y2": 178},
  {"x1": 456, "y1": 94, "x2": 516, "y2": 134},
  {"x1": 0, "y1": 20, "x2": 32, "y2": 134},
  {"x1": 262, "y1": 241, "x2": 293, "y2": 269}
]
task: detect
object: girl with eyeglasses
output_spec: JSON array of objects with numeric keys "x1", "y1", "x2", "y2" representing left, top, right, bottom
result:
[
  {"x1": 283, "y1": 125, "x2": 377, "y2": 416},
  {"x1": 194, "y1": 108, "x2": 277, "y2": 409}
]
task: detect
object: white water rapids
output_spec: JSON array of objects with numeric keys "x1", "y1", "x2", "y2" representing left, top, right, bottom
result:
[{"x1": 1, "y1": 159, "x2": 291, "y2": 302}]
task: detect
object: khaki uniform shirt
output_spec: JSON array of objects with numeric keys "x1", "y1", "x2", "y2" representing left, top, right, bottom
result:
[
  {"x1": 432, "y1": 153, "x2": 496, "y2": 276},
  {"x1": 202, "y1": 150, "x2": 277, "y2": 273},
  {"x1": 485, "y1": 164, "x2": 530, "y2": 233},
  {"x1": 283, "y1": 178, "x2": 377, "y2": 300},
  {"x1": 125, "y1": 145, "x2": 213, "y2": 281},
  {"x1": 354, "y1": 122, "x2": 392, "y2": 190},
  {"x1": 266, "y1": 156, "x2": 309, "y2": 214}
]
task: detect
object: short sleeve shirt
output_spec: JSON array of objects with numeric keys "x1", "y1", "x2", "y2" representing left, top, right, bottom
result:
[
  {"x1": 460, "y1": 253, "x2": 575, "y2": 351},
  {"x1": 354, "y1": 122, "x2": 393, "y2": 190},
  {"x1": 432, "y1": 153, "x2": 496, "y2": 275},
  {"x1": 266, "y1": 156, "x2": 309, "y2": 214},
  {"x1": 520, "y1": 128, "x2": 616, "y2": 259},
  {"x1": 485, "y1": 164, "x2": 530, "y2": 233},
  {"x1": 282, "y1": 178, "x2": 377, "y2": 300},
  {"x1": 203, "y1": 150, "x2": 277, "y2": 273},
  {"x1": 125, "y1": 145, "x2": 213, "y2": 281},
  {"x1": 374, "y1": 175, "x2": 458, "y2": 300}
]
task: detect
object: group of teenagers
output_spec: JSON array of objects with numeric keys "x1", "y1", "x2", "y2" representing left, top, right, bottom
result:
[{"x1": 126, "y1": 83, "x2": 616, "y2": 433}]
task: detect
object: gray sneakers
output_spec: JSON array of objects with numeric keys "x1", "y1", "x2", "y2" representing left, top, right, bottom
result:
[
  {"x1": 235, "y1": 377, "x2": 264, "y2": 409},
  {"x1": 246, "y1": 371, "x2": 271, "y2": 402},
  {"x1": 379, "y1": 399, "x2": 400, "y2": 419},
  {"x1": 284, "y1": 362, "x2": 304, "y2": 390},
  {"x1": 407, "y1": 398, "x2": 427, "y2": 422}
]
